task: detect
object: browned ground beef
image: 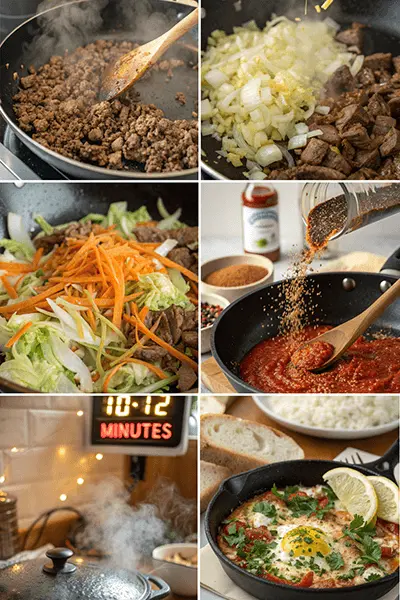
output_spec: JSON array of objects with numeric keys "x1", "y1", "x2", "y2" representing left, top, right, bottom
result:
[{"x1": 13, "y1": 40, "x2": 198, "y2": 173}]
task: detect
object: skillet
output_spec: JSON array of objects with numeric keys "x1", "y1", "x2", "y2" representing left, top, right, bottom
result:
[
  {"x1": 201, "y1": 0, "x2": 400, "y2": 179},
  {"x1": 205, "y1": 440, "x2": 400, "y2": 600},
  {"x1": 0, "y1": 0, "x2": 198, "y2": 180},
  {"x1": 0, "y1": 181, "x2": 198, "y2": 393},
  {"x1": 210, "y1": 247, "x2": 400, "y2": 393}
]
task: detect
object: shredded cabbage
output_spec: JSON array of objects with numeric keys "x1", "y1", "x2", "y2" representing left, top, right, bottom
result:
[
  {"x1": 202, "y1": 17, "x2": 357, "y2": 169},
  {"x1": 136, "y1": 272, "x2": 194, "y2": 311}
]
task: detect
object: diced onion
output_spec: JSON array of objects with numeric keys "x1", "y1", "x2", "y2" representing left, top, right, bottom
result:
[
  {"x1": 295, "y1": 122, "x2": 309, "y2": 135},
  {"x1": 155, "y1": 239, "x2": 178, "y2": 257},
  {"x1": 315, "y1": 105, "x2": 331, "y2": 115},
  {"x1": 7, "y1": 213, "x2": 35, "y2": 252},
  {"x1": 204, "y1": 69, "x2": 228, "y2": 89},
  {"x1": 350, "y1": 55, "x2": 365, "y2": 76},
  {"x1": 201, "y1": 99, "x2": 213, "y2": 120},
  {"x1": 288, "y1": 134, "x2": 308, "y2": 150},
  {"x1": 307, "y1": 129, "x2": 324, "y2": 138},
  {"x1": 255, "y1": 144, "x2": 283, "y2": 167},
  {"x1": 323, "y1": 17, "x2": 340, "y2": 32}
]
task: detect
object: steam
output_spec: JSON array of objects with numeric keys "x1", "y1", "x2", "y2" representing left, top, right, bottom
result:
[{"x1": 77, "y1": 476, "x2": 196, "y2": 570}]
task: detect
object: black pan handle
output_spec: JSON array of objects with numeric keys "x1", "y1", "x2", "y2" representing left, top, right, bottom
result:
[
  {"x1": 363, "y1": 439, "x2": 399, "y2": 477},
  {"x1": 144, "y1": 574, "x2": 170, "y2": 600},
  {"x1": 380, "y1": 247, "x2": 400, "y2": 277}
]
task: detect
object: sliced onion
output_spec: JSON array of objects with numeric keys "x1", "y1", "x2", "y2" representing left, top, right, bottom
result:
[
  {"x1": 240, "y1": 78, "x2": 261, "y2": 110},
  {"x1": 50, "y1": 335, "x2": 93, "y2": 393},
  {"x1": 201, "y1": 99, "x2": 213, "y2": 120},
  {"x1": 247, "y1": 170, "x2": 267, "y2": 180},
  {"x1": 7, "y1": 213, "x2": 35, "y2": 252},
  {"x1": 315, "y1": 105, "x2": 331, "y2": 115},
  {"x1": 158, "y1": 208, "x2": 182, "y2": 230},
  {"x1": 288, "y1": 134, "x2": 308, "y2": 150},
  {"x1": 295, "y1": 122, "x2": 309, "y2": 135},
  {"x1": 350, "y1": 54, "x2": 364, "y2": 76},
  {"x1": 255, "y1": 144, "x2": 283, "y2": 167},
  {"x1": 307, "y1": 129, "x2": 324, "y2": 138},
  {"x1": 276, "y1": 142, "x2": 295, "y2": 167},
  {"x1": 155, "y1": 239, "x2": 178, "y2": 257},
  {"x1": 204, "y1": 69, "x2": 228, "y2": 89}
]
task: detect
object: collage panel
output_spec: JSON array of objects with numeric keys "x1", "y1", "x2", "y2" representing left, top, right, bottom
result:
[
  {"x1": 200, "y1": 181, "x2": 400, "y2": 394},
  {"x1": 0, "y1": 395, "x2": 198, "y2": 599},
  {"x1": 0, "y1": 182, "x2": 198, "y2": 394},
  {"x1": 199, "y1": 396, "x2": 399, "y2": 596}
]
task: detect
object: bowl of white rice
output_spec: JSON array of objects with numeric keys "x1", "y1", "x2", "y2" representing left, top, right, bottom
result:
[{"x1": 253, "y1": 396, "x2": 400, "y2": 439}]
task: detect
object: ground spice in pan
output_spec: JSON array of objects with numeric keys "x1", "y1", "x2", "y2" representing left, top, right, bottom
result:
[
  {"x1": 204, "y1": 264, "x2": 269, "y2": 287},
  {"x1": 306, "y1": 183, "x2": 400, "y2": 251}
]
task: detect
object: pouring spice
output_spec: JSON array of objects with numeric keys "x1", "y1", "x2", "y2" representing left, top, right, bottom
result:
[{"x1": 204, "y1": 264, "x2": 269, "y2": 288}]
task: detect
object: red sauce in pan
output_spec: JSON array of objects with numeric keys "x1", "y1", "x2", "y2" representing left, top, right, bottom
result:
[
  {"x1": 291, "y1": 340, "x2": 334, "y2": 370},
  {"x1": 240, "y1": 326, "x2": 400, "y2": 393}
]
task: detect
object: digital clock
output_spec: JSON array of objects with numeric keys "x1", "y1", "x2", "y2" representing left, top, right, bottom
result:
[{"x1": 87, "y1": 396, "x2": 191, "y2": 456}]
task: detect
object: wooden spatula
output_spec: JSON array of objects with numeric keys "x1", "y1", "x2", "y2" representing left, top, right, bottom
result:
[
  {"x1": 292, "y1": 277, "x2": 400, "y2": 372},
  {"x1": 99, "y1": 7, "x2": 199, "y2": 102}
]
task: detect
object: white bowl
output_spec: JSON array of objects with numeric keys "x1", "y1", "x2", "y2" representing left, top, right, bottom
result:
[
  {"x1": 201, "y1": 292, "x2": 230, "y2": 354},
  {"x1": 201, "y1": 254, "x2": 274, "y2": 303},
  {"x1": 254, "y1": 397, "x2": 400, "y2": 440},
  {"x1": 152, "y1": 543, "x2": 197, "y2": 596}
]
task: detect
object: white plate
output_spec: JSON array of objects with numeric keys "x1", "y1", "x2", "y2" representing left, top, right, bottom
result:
[{"x1": 253, "y1": 397, "x2": 400, "y2": 440}]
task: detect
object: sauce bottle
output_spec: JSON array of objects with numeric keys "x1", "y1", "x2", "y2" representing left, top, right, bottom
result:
[{"x1": 242, "y1": 183, "x2": 280, "y2": 262}]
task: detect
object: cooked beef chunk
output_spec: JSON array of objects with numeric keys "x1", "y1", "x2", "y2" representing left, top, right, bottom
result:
[
  {"x1": 133, "y1": 227, "x2": 168, "y2": 243},
  {"x1": 341, "y1": 124, "x2": 371, "y2": 149},
  {"x1": 167, "y1": 247, "x2": 196, "y2": 272},
  {"x1": 336, "y1": 104, "x2": 370, "y2": 132},
  {"x1": 388, "y1": 97, "x2": 400, "y2": 118},
  {"x1": 356, "y1": 67, "x2": 376, "y2": 87},
  {"x1": 13, "y1": 40, "x2": 198, "y2": 173},
  {"x1": 380, "y1": 128, "x2": 400, "y2": 156},
  {"x1": 168, "y1": 227, "x2": 198, "y2": 247},
  {"x1": 309, "y1": 123, "x2": 341, "y2": 146},
  {"x1": 354, "y1": 148, "x2": 381, "y2": 169},
  {"x1": 34, "y1": 221, "x2": 94, "y2": 253},
  {"x1": 177, "y1": 363, "x2": 197, "y2": 391},
  {"x1": 322, "y1": 149, "x2": 352, "y2": 175},
  {"x1": 363, "y1": 53, "x2": 393, "y2": 72},
  {"x1": 336, "y1": 23, "x2": 365, "y2": 49},
  {"x1": 133, "y1": 346, "x2": 168, "y2": 362},
  {"x1": 347, "y1": 168, "x2": 378, "y2": 179},
  {"x1": 132, "y1": 225, "x2": 198, "y2": 248},
  {"x1": 300, "y1": 138, "x2": 329, "y2": 165},
  {"x1": 393, "y1": 57, "x2": 400, "y2": 74},
  {"x1": 373, "y1": 115, "x2": 397, "y2": 136},
  {"x1": 367, "y1": 93, "x2": 391, "y2": 118},
  {"x1": 270, "y1": 165, "x2": 345, "y2": 179},
  {"x1": 181, "y1": 331, "x2": 198, "y2": 349},
  {"x1": 325, "y1": 65, "x2": 355, "y2": 97},
  {"x1": 341, "y1": 139, "x2": 356, "y2": 162}
]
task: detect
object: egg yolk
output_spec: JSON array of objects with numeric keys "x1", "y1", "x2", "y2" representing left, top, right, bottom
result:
[{"x1": 282, "y1": 527, "x2": 330, "y2": 557}]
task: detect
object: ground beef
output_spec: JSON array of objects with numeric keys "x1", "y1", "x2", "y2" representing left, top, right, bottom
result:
[{"x1": 13, "y1": 40, "x2": 198, "y2": 173}]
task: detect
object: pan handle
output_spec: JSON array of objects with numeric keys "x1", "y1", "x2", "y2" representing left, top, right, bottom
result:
[
  {"x1": 144, "y1": 574, "x2": 170, "y2": 600},
  {"x1": 363, "y1": 439, "x2": 399, "y2": 477},
  {"x1": 380, "y1": 247, "x2": 400, "y2": 277}
]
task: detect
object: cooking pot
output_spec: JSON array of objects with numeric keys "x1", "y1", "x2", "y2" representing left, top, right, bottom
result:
[{"x1": 0, "y1": 547, "x2": 171, "y2": 600}]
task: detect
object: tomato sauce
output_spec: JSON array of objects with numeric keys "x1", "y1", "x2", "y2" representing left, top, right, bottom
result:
[
  {"x1": 240, "y1": 326, "x2": 400, "y2": 393},
  {"x1": 291, "y1": 340, "x2": 334, "y2": 370}
]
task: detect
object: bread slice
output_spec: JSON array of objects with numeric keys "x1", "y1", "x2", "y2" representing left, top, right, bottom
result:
[
  {"x1": 200, "y1": 414, "x2": 304, "y2": 474},
  {"x1": 200, "y1": 396, "x2": 227, "y2": 415},
  {"x1": 200, "y1": 460, "x2": 231, "y2": 513}
]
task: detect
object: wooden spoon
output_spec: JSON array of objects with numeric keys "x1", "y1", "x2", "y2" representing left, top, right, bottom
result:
[
  {"x1": 99, "y1": 8, "x2": 199, "y2": 102},
  {"x1": 292, "y1": 277, "x2": 400, "y2": 372}
]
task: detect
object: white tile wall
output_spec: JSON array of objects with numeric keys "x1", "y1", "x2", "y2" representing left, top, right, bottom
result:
[{"x1": 0, "y1": 396, "x2": 124, "y2": 526}]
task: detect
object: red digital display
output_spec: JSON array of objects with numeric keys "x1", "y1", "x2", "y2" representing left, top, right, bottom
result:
[{"x1": 100, "y1": 421, "x2": 173, "y2": 440}]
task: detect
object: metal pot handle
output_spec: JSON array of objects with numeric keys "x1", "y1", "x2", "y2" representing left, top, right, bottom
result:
[
  {"x1": 144, "y1": 574, "x2": 171, "y2": 600},
  {"x1": 380, "y1": 247, "x2": 400, "y2": 277},
  {"x1": 364, "y1": 439, "x2": 399, "y2": 477}
]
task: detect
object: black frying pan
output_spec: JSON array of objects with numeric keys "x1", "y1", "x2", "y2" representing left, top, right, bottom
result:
[
  {"x1": 0, "y1": 181, "x2": 198, "y2": 393},
  {"x1": 211, "y1": 248, "x2": 400, "y2": 393},
  {"x1": 201, "y1": 0, "x2": 400, "y2": 179},
  {"x1": 205, "y1": 440, "x2": 400, "y2": 600},
  {"x1": 0, "y1": 0, "x2": 198, "y2": 180}
]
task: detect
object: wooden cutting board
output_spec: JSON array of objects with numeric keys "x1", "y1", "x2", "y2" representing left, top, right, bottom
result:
[{"x1": 201, "y1": 357, "x2": 235, "y2": 393}]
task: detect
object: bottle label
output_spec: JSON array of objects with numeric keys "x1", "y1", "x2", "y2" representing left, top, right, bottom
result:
[{"x1": 243, "y1": 206, "x2": 279, "y2": 253}]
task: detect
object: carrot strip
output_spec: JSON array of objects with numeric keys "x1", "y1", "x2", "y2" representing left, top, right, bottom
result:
[
  {"x1": 123, "y1": 313, "x2": 198, "y2": 372},
  {"x1": 5, "y1": 321, "x2": 33, "y2": 348},
  {"x1": 1, "y1": 276, "x2": 18, "y2": 299},
  {"x1": 87, "y1": 309, "x2": 96, "y2": 331},
  {"x1": 128, "y1": 243, "x2": 198, "y2": 282},
  {"x1": 0, "y1": 262, "x2": 34, "y2": 274},
  {"x1": 0, "y1": 283, "x2": 65, "y2": 314},
  {"x1": 102, "y1": 358, "x2": 168, "y2": 392},
  {"x1": 32, "y1": 247, "x2": 44, "y2": 270}
]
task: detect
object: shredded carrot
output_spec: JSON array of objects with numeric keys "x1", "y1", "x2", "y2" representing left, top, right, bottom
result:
[
  {"x1": 0, "y1": 262, "x2": 34, "y2": 274},
  {"x1": 32, "y1": 247, "x2": 44, "y2": 270},
  {"x1": 128, "y1": 242, "x2": 199, "y2": 282},
  {"x1": 1, "y1": 276, "x2": 18, "y2": 299},
  {"x1": 5, "y1": 321, "x2": 33, "y2": 348},
  {"x1": 0, "y1": 283, "x2": 65, "y2": 314},
  {"x1": 86, "y1": 309, "x2": 96, "y2": 331},
  {"x1": 123, "y1": 313, "x2": 198, "y2": 372},
  {"x1": 102, "y1": 358, "x2": 168, "y2": 392}
]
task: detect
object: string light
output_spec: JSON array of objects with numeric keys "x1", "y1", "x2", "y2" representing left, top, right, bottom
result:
[
  {"x1": 11, "y1": 447, "x2": 18, "y2": 453},
  {"x1": 59, "y1": 494, "x2": 67, "y2": 502},
  {"x1": 58, "y1": 447, "x2": 66, "y2": 457},
  {"x1": 95, "y1": 453, "x2": 103, "y2": 461},
  {"x1": 0, "y1": 475, "x2": 5, "y2": 484},
  {"x1": 77, "y1": 410, "x2": 84, "y2": 417},
  {"x1": 77, "y1": 477, "x2": 84, "y2": 485}
]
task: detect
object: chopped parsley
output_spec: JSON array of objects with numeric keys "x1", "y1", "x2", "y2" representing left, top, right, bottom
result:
[
  {"x1": 223, "y1": 524, "x2": 247, "y2": 548},
  {"x1": 326, "y1": 551, "x2": 345, "y2": 571},
  {"x1": 342, "y1": 515, "x2": 382, "y2": 567},
  {"x1": 252, "y1": 501, "x2": 277, "y2": 519},
  {"x1": 366, "y1": 573, "x2": 383, "y2": 582}
]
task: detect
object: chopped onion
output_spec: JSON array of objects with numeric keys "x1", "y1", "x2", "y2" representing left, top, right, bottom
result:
[
  {"x1": 323, "y1": 17, "x2": 340, "y2": 32},
  {"x1": 276, "y1": 142, "x2": 295, "y2": 167},
  {"x1": 240, "y1": 78, "x2": 261, "y2": 110},
  {"x1": 158, "y1": 209, "x2": 182, "y2": 230},
  {"x1": 288, "y1": 134, "x2": 308, "y2": 150},
  {"x1": 204, "y1": 69, "x2": 228, "y2": 89},
  {"x1": 201, "y1": 99, "x2": 213, "y2": 120},
  {"x1": 155, "y1": 239, "x2": 178, "y2": 257},
  {"x1": 295, "y1": 122, "x2": 309, "y2": 135},
  {"x1": 201, "y1": 122, "x2": 216, "y2": 136},
  {"x1": 7, "y1": 213, "x2": 35, "y2": 252},
  {"x1": 350, "y1": 54, "x2": 364, "y2": 76},
  {"x1": 307, "y1": 129, "x2": 324, "y2": 138},
  {"x1": 255, "y1": 144, "x2": 283, "y2": 167},
  {"x1": 51, "y1": 335, "x2": 93, "y2": 393},
  {"x1": 315, "y1": 105, "x2": 331, "y2": 115},
  {"x1": 248, "y1": 170, "x2": 267, "y2": 180}
]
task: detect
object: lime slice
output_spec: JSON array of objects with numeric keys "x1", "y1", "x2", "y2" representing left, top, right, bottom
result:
[
  {"x1": 322, "y1": 467, "x2": 378, "y2": 525},
  {"x1": 368, "y1": 476, "x2": 399, "y2": 524}
]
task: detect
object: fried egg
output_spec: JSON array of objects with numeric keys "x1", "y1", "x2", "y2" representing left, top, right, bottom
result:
[{"x1": 273, "y1": 525, "x2": 332, "y2": 571}]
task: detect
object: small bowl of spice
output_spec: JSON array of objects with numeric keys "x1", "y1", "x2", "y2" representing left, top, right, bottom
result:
[
  {"x1": 201, "y1": 254, "x2": 274, "y2": 303},
  {"x1": 201, "y1": 292, "x2": 230, "y2": 353}
]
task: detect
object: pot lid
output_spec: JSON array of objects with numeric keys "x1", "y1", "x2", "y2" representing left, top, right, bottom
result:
[{"x1": 0, "y1": 548, "x2": 168, "y2": 600}]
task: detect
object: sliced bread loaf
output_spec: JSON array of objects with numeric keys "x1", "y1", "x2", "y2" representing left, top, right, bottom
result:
[
  {"x1": 200, "y1": 397, "x2": 227, "y2": 415},
  {"x1": 200, "y1": 460, "x2": 231, "y2": 513},
  {"x1": 200, "y1": 413, "x2": 304, "y2": 474}
]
